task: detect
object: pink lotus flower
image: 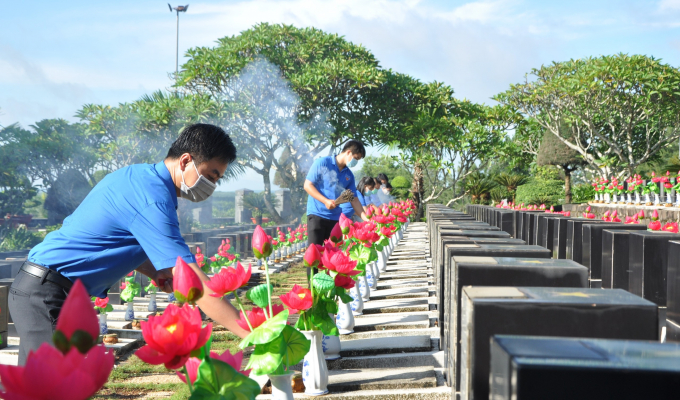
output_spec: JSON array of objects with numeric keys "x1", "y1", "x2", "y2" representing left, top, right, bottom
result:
[
  {"x1": 0, "y1": 342, "x2": 114, "y2": 400},
  {"x1": 236, "y1": 305, "x2": 285, "y2": 331},
  {"x1": 304, "y1": 244, "x2": 322, "y2": 268},
  {"x1": 252, "y1": 226, "x2": 272, "y2": 259},
  {"x1": 649, "y1": 221, "x2": 662, "y2": 231},
  {"x1": 136, "y1": 303, "x2": 212, "y2": 370},
  {"x1": 625, "y1": 216, "x2": 639, "y2": 224},
  {"x1": 330, "y1": 222, "x2": 343, "y2": 243},
  {"x1": 205, "y1": 261, "x2": 252, "y2": 297},
  {"x1": 173, "y1": 256, "x2": 204, "y2": 305},
  {"x1": 638, "y1": 210, "x2": 645, "y2": 219},
  {"x1": 334, "y1": 274, "x2": 355, "y2": 289},
  {"x1": 176, "y1": 350, "x2": 251, "y2": 384},
  {"x1": 55, "y1": 280, "x2": 100, "y2": 349},
  {"x1": 94, "y1": 297, "x2": 109, "y2": 309},
  {"x1": 321, "y1": 248, "x2": 360, "y2": 276},
  {"x1": 585, "y1": 213, "x2": 595, "y2": 219},
  {"x1": 279, "y1": 285, "x2": 313, "y2": 314},
  {"x1": 652, "y1": 210, "x2": 659, "y2": 221},
  {"x1": 339, "y1": 213, "x2": 353, "y2": 235},
  {"x1": 663, "y1": 222, "x2": 679, "y2": 233}
]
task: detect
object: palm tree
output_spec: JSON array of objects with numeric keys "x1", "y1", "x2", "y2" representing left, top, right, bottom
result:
[
  {"x1": 494, "y1": 173, "x2": 529, "y2": 203},
  {"x1": 242, "y1": 192, "x2": 280, "y2": 225},
  {"x1": 465, "y1": 173, "x2": 497, "y2": 204}
]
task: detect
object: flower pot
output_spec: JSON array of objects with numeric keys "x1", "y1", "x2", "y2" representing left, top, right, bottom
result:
[
  {"x1": 147, "y1": 293, "x2": 157, "y2": 312},
  {"x1": 359, "y1": 274, "x2": 370, "y2": 301},
  {"x1": 366, "y1": 264, "x2": 377, "y2": 290},
  {"x1": 349, "y1": 284, "x2": 363, "y2": 316},
  {"x1": 98, "y1": 313, "x2": 108, "y2": 335},
  {"x1": 269, "y1": 371, "x2": 295, "y2": 400},
  {"x1": 302, "y1": 330, "x2": 329, "y2": 396},
  {"x1": 322, "y1": 332, "x2": 341, "y2": 361},
  {"x1": 654, "y1": 193, "x2": 661, "y2": 205},
  {"x1": 635, "y1": 192, "x2": 641, "y2": 205},
  {"x1": 336, "y1": 299, "x2": 355, "y2": 335},
  {"x1": 124, "y1": 302, "x2": 135, "y2": 321}
]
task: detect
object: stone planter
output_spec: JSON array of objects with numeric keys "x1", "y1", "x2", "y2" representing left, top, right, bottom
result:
[
  {"x1": 349, "y1": 284, "x2": 363, "y2": 316},
  {"x1": 269, "y1": 371, "x2": 295, "y2": 400},
  {"x1": 302, "y1": 330, "x2": 329, "y2": 396},
  {"x1": 147, "y1": 293, "x2": 157, "y2": 312},
  {"x1": 336, "y1": 299, "x2": 355, "y2": 335},
  {"x1": 98, "y1": 313, "x2": 108, "y2": 335}
]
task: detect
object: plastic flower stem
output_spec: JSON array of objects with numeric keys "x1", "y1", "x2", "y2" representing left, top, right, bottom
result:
[
  {"x1": 263, "y1": 257, "x2": 273, "y2": 320},
  {"x1": 183, "y1": 365, "x2": 194, "y2": 393},
  {"x1": 232, "y1": 292, "x2": 254, "y2": 331}
]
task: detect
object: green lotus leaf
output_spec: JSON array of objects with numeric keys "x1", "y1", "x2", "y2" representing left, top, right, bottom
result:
[
  {"x1": 192, "y1": 358, "x2": 261, "y2": 400},
  {"x1": 280, "y1": 325, "x2": 311, "y2": 367},
  {"x1": 240, "y1": 309, "x2": 289, "y2": 348},
  {"x1": 313, "y1": 273, "x2": 335, "y2": 292},
  {"x1": 246, "y1": 284, "x2": 273, "y2": 308}
]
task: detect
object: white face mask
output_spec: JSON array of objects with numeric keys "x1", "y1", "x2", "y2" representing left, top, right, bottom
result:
[{"x1": 180, "y1": 161, "x2": 216, "y2": 202}]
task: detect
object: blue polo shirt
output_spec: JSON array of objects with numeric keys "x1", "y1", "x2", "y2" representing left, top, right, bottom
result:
[
  {"x1": 306, "y1": 155, "x2": 357, "y2": 221},
  {"x1": 28, "y1": 162, "x2": 195, "y2": 297},
  {"x1": 356, "y1": 191, "x2": 368, "y2": 207}
]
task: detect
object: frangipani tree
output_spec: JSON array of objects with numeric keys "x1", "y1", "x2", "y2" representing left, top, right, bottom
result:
[{"x1": 495, "y1": 54, "x2": 680, "y2": 179}]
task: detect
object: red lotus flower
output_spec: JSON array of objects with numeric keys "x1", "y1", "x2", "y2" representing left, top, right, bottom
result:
[
  {"x1": 55, "y1": 279, "x2": 100, "y2": 350},
  {"x1": 649, "y1": 221, "x2": 662, "y2": 231},
  {"x1": 0, "y1": 342, "x2": 114, "y2": 400},
  {"x1": 280, "y1": 285, "x2": 313, "y2": 314},
  {"x1": 176, "y1": 350, "x2": 251, "y2": 384},
  {"x1": 625, "y1": 216, "x2": 639, "y2": 224},
  {"x1": 334, "y1": 274, "x2": 355, "y2": 290},
  {"x1": 352, "y1": 223, "x2": 380, "y2": 244},
  {"x1": 330, "y1": 222, "x2": 343, "y2": 243},
  {"x1": 136, "y1": 303, "x2": 212, "y2": 370},
  {"x1": 652, "y1": 210, "x2": 659, "y2": 221},
  {"x1": 638, "y1": 210, "x2": 645, "y2": 219},
  {"x1": 304, "y1": 245, "x2": 322, "y2": 268},
  {"x1": 205, "y1": 261, "x2": 252, "y2": 297},
  {"x1": 94, "y1": 297, "x2": 109, "y2": 309},
  {"x1": 339, "y1": 213, "x2": 353, "y2": 235},
  {"x1": 373, "y1": 215, "x2": 391, "y2": 225},
  {"x1": 173, "y1": 257, "x2": 204, "y2": 305},
  {"x1": 210, "y1": 256, "x2": 217, "y2": 262},
  {"x1": 236, "y1": 305, "x2": 285, "y2": 331},
  {"x1": 663, "y1": 222, "x2": 679, "y2": 233},
  {"x1": 321, "y1": 248, "x2": 359, "y2": 276}
]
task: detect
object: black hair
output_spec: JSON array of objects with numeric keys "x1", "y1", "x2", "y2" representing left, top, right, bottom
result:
[
  {"x1": 384, "y1": 182, "x2": 393, "y2": 190},
  {"x1": 377, "y1": 173, "x2": 389, "y2": 184},
  {"x1": 373, "y1": 177, "x2": 381, "y2": 186},
  {"x1": 166, "y1": 123, "x2": 237, "y2": 165},
  {"x1": 357, "y1": 176, "x2": 375, "y2": 194},
  {"x1": 341, "y1": 140, "x2": 366, "y2": 158}
]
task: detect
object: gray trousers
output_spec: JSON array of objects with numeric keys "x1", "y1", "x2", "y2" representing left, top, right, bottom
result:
[{"x1": 9, "y1": 270, "x2": 68, "y2": 365}]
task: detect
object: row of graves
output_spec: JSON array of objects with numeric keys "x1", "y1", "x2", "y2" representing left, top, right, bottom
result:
[
  {"x1": 0, "y1": 223, "x2": 302, "y2": 365},
  {"x1": 429, "y1": 203, "x2": 680, "y2": 400}
]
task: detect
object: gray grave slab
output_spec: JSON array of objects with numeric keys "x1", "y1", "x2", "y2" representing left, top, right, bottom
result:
[
  {"x1": 666, "y1": 241, "x2": 680, "y2": 342},
  {"x1": 536, "y1": 214, "x2": 564, "y2": 250},
  {"x1": 490, "y1": 336, "x2": 680, "y2": 400},
  {"x1": 601, "y1": 229, "x2": 647, "y2": 290},
  {"x1": 339, "y1": 335, "x2": 431, "y2": 356},
  {"x1": 460, "y1": 287, "x2": 659, "y2": 400},
  {"x1": 565, "y1": 219, "x2": 610, "y2": 264},
  {"x1": 353, "y1": 312, "x2": 430, "y2": 331},
  {"x1": 327, "y1": 366, "x2": 437, "y2": 392},
  {"x1": 628, "y1": 231, "x2": 680, "y2": 308},
  {"x1": 444, "y1": 256, "x2": 588, "y2": 389}
]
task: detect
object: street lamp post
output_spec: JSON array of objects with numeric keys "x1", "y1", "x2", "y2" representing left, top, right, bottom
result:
[{"x1": 168, "y1": 4, "x2": 189, "y2": 80}]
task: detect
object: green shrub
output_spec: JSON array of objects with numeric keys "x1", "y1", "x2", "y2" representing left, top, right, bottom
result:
[
  {"x1": 391, "y1": 176, "x2": 410, "y2": 188},
  {"x1": 515, "y1": 179, "x2": 565, "y2": 205},
  {"x1": 490, "y1": 187, "x2": 511, "y2": 203},
  {"x1": 0, "y1": 226, "x2": 43, "y2": 251},
  {"x1": 571, "y1": 184, "x2": 595, "y2": 204}
]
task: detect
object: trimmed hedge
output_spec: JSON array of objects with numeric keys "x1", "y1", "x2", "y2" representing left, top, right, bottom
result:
[{"x1": 515, "y1": 179, "x2": 565, "y2": 205}]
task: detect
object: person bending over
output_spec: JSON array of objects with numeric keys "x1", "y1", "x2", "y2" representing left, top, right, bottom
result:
[{"x1": 10, "y1": 123, "x2": 250, "y2": 365}]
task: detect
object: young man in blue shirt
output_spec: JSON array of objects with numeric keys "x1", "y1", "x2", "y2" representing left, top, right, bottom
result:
[
  {"x1": 304, "y1": 140, "x2": 368, "y2": 246},
  {"x1": 9, "y1": 123, "x2": 251, "y2": 365}
]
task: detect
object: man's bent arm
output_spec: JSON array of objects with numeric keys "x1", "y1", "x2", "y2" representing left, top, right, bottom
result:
[
  {"x1": 350, "y1": 197, "x2": 368, "y2": 221},
  {"x1": 304, "y1": 179, "x2": 330, "y2": 204},
  {"x1": 175, "y1": 262, "x2": 251, "y2": 339}
]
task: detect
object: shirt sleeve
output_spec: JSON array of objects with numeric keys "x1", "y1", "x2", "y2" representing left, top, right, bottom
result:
[
  {"x1": 357, "y1": 191, "x2": 367, "y2": 207},
  {"x1": 129, "y1": 202, "x2": 196, "y2": 270},
  {"x1": 306, "y1": 158, "x2": 321, "y2": 184}
]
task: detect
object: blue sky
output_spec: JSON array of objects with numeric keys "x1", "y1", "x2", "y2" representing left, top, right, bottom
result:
[{"x1": 3, "y1": 0, "x2": 680, "y2": 189}]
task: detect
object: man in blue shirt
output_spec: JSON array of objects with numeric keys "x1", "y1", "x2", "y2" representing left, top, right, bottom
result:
[
  {"x1": 304, "y1": 140, "x2": 368, "y2": 246},
  {"x1": 9, "y1": 123, "x2": 250, "y2": 365}
]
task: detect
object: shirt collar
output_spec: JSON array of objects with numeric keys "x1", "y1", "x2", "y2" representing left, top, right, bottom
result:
[
  {"x1": 330, "y1": 154, "x2": 343, "y2": 172},
  {"x1": 155, "y1": 162, "x2": 178, "y2": 210}
]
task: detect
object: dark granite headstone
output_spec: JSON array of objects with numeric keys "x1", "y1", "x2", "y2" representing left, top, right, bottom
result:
[
  {"x1": 601, "y1": 229, "x2": 647, "y2": 290},
  {"x1": 665, "y1": 241, "x2": 680, "y2": 342},
  {"x1": 565, "y1": 219, "x2": 609, "y2": 264},
  {"x1": 439, "y1": 244, "x2": 551, "y2": 359},
  {"x1": 497, "y1": 210, "x2": 514, "y2": 236},
  {"x1": 553, "y1": 218, "x2": 580, "y2": 259},
  {"x1": 628, "y1": 231, "x2": 680, "y2": 308},
  {"x1": 535, "y1": 214, "x2": 562, "y2": 249},
  {"x1": 445, "y1": 257, "x2": 587, "y2": 389},
  {"x1": 460, "y1": 287, "x2": 659, "y2": 400},
  {"x1": 582, "y1": 223, "x2": 646, "y2": 288},
  {"x1": 522, "y1": 212, "x2": 544, "y2": 244},
  {"x1": 490, "y1": 336, "x2": 680, "y2": 400}
]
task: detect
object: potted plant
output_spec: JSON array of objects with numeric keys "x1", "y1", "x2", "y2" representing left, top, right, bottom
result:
[
  {"x1": 92, "y1": 296, "x2": 113, "y2": 335},
  {"x1": 120, "y1": 272, "x2": 141, "y2": 321}
]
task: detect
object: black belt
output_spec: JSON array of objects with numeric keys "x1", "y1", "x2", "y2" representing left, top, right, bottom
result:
[{"x1": 20, "y1": 262, "x2": 73, "y2": 291}]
